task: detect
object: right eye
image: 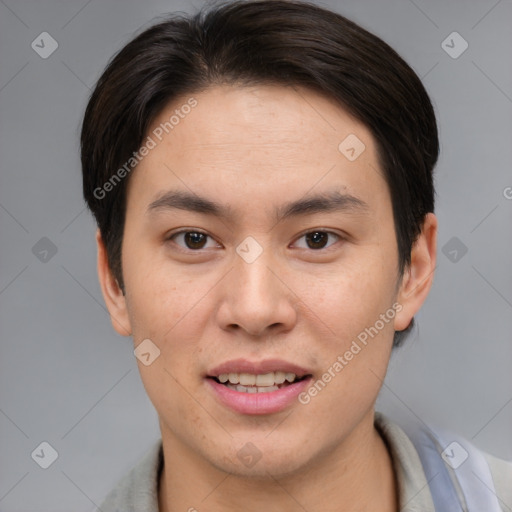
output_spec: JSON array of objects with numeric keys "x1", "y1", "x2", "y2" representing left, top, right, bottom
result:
[{"x1": 167, "y1": 230, "x2": 221, "y2": 251}]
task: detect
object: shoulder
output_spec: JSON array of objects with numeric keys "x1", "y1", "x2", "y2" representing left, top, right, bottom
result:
[
  {"x1": 98, "y1": 438, "x2": 163, "y2": 512},
  {"x1": 484, "y1": 451, "x2": 512, "y2": 511},
  {"x1": 375, "y1": 412, "x2": 512, "y2": 512},
  {"x1": 375, "y1": 412, "x2": 436, "y2": 510}
]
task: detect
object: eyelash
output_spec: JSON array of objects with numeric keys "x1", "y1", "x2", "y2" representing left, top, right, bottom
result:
[{"x1": 166, "y1": 229, "x2": 343, "y2": 252}]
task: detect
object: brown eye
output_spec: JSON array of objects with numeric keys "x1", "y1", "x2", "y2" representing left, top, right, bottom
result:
[
  {"x1": 183, "y1": 232, "x2": 207, "y2": 249},
  {"x1": 305, "y1": 231, "x2": 329, "y2": 249},
  {"x1": 294, "y1": 230, "x2": 340, "y2": 250},
  {"x1": 169, "y1": 231, "x2": 218, "y2": 250}
]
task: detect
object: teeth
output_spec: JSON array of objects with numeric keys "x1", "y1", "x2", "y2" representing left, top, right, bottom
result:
[
  {"x1": 259, "y1": 386, "x2": 278, "y2": 392},
  {"x1": 228, "y1": 373, "x2": 239, "y2": 384},
  {"x1": 217, "y1": 371, "x2": 299, "y2": 387},
  {"x1": 274, "y1": 371, "x2": 286, "y2": 384},
  {"x1": 255, "y1": 373, "x2": 274, "y2": 386},
  {"x1": 226, "y1": 383, "x2": 280, "y2": 393},
  {"x1": 239, "y1": 373, "x2": 256, "y2": 386}
]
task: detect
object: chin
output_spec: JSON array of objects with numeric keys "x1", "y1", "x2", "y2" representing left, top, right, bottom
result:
[{"x1": 206, "y1": 441, "x2": 313, "y2": 480}]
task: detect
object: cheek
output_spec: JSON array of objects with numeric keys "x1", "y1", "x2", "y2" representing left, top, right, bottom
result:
[
  {"x1": 309, "y1": 261, "x2": 397, "y2": 341},
  {"x1": 123, "y1": 255, "x2": 219, "y2": 385},
  {"x1": 296, "y1": 269, "x2": 396, "y2": 427},
  {"x1": 125, "y1": 265, "x2": 210, "y2": 418},
  {"x1": 123, "y1": 245, "x2": 193, "y2": 332},
  {"x1": 300, "y1": 261, "x2": 397, "y2": 408}
]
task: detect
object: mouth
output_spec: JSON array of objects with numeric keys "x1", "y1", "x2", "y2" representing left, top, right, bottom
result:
[
  {"x1": 205, "y1": 359, "x2": 313, "y2": 414},
  {"x1": 207, "y1": 371, "x2": 311, "y2": 393}
]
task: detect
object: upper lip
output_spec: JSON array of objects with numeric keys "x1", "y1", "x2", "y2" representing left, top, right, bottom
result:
[{"x1": 207, "y1": 358, "x2": 311, "y2": 378}]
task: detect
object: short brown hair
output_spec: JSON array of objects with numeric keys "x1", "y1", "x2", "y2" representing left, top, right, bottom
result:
[{"x1": 81, "y1": 0, "x2": 439, "y2": 345}]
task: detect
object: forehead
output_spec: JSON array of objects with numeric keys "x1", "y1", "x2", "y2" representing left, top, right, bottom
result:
[
  {"x1": 148, "y1": 84, "x2": 374, "y2": 157},
  {"x1": 127, "y1": 84, "x2": 389, "y2": 217}
]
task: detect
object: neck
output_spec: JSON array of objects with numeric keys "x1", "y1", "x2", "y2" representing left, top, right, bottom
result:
[{"x1": 159, "y1": 410, "x2": 398, "y2": 512}]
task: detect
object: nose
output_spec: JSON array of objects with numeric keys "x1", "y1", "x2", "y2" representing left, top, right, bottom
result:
[{"x1": 215, "y1": 246, "x2": 298, "y2": 338}]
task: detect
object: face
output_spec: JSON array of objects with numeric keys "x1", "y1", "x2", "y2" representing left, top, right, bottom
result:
[{"x1": 98, "y1": 84, "x2": 436, "y2": 478}]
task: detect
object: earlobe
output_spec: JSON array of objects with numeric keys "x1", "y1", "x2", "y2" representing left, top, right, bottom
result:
[
  {"x1": 394, "y1": 213, "x2": 437, "y2": 332},
  {"x1": 96, "y1": 229, "x2": 132, "y2": 336}
]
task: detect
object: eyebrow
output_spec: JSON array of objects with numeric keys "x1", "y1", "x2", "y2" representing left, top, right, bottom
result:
[{"x1": 146, "y1": 189, "x2": 369, "y2": 224}]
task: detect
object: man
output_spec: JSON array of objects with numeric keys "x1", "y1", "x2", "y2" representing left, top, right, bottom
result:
[{"x1": 81, "y1": 1, "x2": 511, "y2": 510}]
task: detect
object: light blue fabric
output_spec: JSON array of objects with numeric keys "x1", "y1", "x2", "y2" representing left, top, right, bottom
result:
[
  {"x1": 404, "y1": 422, "x2": 503, "y2": 512},
  {"x1": 405, "y1": 425, "x2": 463, "y2": 511}
]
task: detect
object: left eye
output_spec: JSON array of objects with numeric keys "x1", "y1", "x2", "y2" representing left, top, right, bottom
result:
[{"x1": 293, "y1": 231, "x2": 341, "y2": 250}]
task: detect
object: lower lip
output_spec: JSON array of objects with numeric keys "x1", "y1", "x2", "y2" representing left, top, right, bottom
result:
[{"x1": 206, "y1": 377, "x2": 312, "y2": 415}]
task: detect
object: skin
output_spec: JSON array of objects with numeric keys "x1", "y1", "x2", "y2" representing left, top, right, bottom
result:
[{"x1": 97, "y1": 84, "x2": 437, "y2": 512}]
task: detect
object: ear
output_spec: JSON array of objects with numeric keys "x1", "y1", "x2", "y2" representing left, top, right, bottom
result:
[
  {"x1": 394, "y1": 213, "x2": 437, "y2": 332},
  {"x1": 96, "y1": 229, "x2": 132, "y2": 336}
]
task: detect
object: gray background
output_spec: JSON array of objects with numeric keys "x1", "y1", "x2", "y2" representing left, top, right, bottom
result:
[{"x1": 1, "y1": 0, "x2": 511, "y2": 510}]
